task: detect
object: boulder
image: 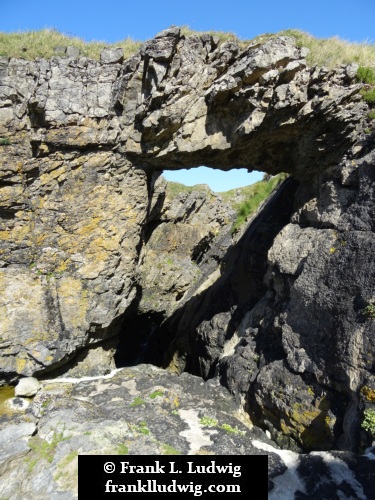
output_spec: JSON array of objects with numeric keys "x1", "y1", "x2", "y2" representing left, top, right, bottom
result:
[
  {"x1": 100, "y1": 47, "x2": 124, "y2": 64},
  {"x1": 15, "y1": 377, "x2": 41, "y2": 397}
]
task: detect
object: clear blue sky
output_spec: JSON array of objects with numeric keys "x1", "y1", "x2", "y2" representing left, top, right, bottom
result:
[{"x1": 1, "y1": 0, "x2": 374, "y2": 191}]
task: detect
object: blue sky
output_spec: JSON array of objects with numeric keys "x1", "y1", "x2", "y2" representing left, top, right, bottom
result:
[{"x1": 1, "y1": 0, "x2": 374, "y2": 191}]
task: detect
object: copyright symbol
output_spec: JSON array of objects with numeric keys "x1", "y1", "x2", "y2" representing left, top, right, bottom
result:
[{"x1": 104, "y1": 462, "x2": 116, "y2": 473}]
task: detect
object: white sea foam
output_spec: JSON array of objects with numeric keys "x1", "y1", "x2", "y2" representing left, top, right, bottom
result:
[{"x1": 252, "y1": 439, "x2": 306, "y2": 499}]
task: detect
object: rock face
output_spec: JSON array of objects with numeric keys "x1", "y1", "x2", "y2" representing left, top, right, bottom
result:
[
  {"x1": 1, "y1": 27, "x2": 374, "y2": 454},
  {"x1": 138, "y1": 176, "x2": 235, "y2": 317},
  {"x1": 1, "y1": 366, "x2": 374, "y2": 499},
  {"x1": 157, "y1": 156, "x2": 375, "y2": 452}
]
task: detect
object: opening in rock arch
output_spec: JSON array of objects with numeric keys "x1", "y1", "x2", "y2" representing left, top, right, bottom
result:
[
  {"x1": 162, "y1": 166, "x2": 264, "y2": 192},
  {"x1": 114, "y1": 167, "x2": 294, "y2": 370}
]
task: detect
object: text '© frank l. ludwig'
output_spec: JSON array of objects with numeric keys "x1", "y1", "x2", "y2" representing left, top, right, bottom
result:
[{"x1": 119, "y1": 460, "x2": 242, "y2": 477}]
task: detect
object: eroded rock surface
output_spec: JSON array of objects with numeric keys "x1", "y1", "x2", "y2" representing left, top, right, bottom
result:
[
  {"x1": 0, "y1": 365, "x2": 273, "y2": 498},
  {"x1": 1, "y1": 366, "x2": 374, "y2": 499},
  {"x1": 139, "y1": 176, "x2": 235, "y2": 316}
]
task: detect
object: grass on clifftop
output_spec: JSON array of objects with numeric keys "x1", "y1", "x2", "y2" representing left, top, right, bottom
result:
[
  {"x1": 0, "y1": 27, "x2": 374, "y2": 69},
  {"x1": 165, "y1": 180, "x2": 212, "y2": 199},
  {"x1": 0, "y1": 29, "x2": 141, "y2": 60},
  {"x1": 275, "y1": 29, "x2": 375, "y2": 69}
]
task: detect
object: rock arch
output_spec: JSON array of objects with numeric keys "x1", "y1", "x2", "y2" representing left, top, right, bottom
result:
[{"x1": 1, "y1": 28, "x2": 374, "y2": 451}]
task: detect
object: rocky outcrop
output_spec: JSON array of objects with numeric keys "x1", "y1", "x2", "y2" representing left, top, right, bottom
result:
[
  {"x1": 156, "y1": 151, "x2": 375, "y2": 453},
  {"x1": 1, "y1": 366, "x2": 374, "y2": 499},
  {"x1": 0, "y1": 365, "x2": 273, "y2": 497},
  {"x1": 1, "y1": 26, "x2": 375, "y2": 456},
  {"x1": 138, "y1": 176, "x2": 235, "y2": 316}
]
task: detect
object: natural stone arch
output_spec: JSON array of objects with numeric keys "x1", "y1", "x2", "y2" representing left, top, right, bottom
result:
[
  {"x1": 113, "y1": 28, "x2": 365, "y2": 180},
  {"x1": 1, "y1": 28, "x2": 375, "y2": 455}
]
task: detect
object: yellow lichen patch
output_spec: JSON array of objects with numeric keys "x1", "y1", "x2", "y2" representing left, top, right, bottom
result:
[
  {"x1": 41, "y1": 382, "x2": 73, "y2": 394},
  {"x1": 83, "y1": 151, "x2": 112, "y2": 168},
  {"x1": 77, "y1": 248, "x2": 108, "y2": 279},
  {"x1": 38, "y1": 143, "x2": 50, "y2": 155},
  {"x1": 15, "y1": 357, "x2": 28, "y2": 373},
  {"x1": 43, "y1": 126, "x2": 101, "y2": 148},
  {"x1": 75, "y1": 217, "x2": 102, "y2": 236},
  {"x1": 0, "y1": 230, "x2": 11, "y2": 240},
  {"x1": 91, "y1": 235, "x2": 119, "y2": 252},
  {"x1": 38, "y1": 159, "x2": 64, "y2": 174},
  {"x1": 15, "y1": 224, "x2": 33, "y2": 242},
  {"x1": 39, "y1": 165, "x2": 66, "y2": 185},
  {"x1": 0, "y1": 185, "x2": 24, "y2": 204},
  {"x1": 167, "y1": 352, "x2": 185, "y2": 374},
  {"x1": 34, "y1": 233, "x2": 48, "y2": 246},
  {"x1": 122, "y1": 203, "x2": 142, "y2": 224},
  {"x1": 57, "y1": 235, "x2": 74, "y2": 250},
  {"x1": 54, "y1": 259, "x2": 70, "y2": 274},
  {"x1": 24, "y1": 323, "x2": 55, "y2": 346},
  {"x1": 290, "y1": 403, "x2": 321, "y2": 431},
  {"x1": 361, "y1": 386, "x2": 375, "y2": 403},
  {"x1": 57, "y1": 276, "x2": 90, "y2": 331},
  {"x1": 282, "y1": 396, "x2": 335, "y2": 450},
  {"x1": 280, "y1": 419, "x2": 291, "y2": 436}
]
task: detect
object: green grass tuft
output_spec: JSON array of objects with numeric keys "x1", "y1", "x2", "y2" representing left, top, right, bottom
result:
[
  {"x1": 199, "y1": 416, "x2": 219, "y2": 427},
  {"x1": 130, "y1": 396, "x2": 146, "y2": 407},
  {"x1": 277, "y1": 29, "x2": 375, "y2": 69},
  {"x1": 356, "y1": 66, "x2": 375, "y2": 84},
  {"x1": 117, "y1": 444, "x2": 129, "y2": 455},
  {"x1": 161, "y1": 443, "x2": 181, "y2": 455},
  {"x1": 362, "y1": 409, "x2": 375, "y2": 436},
  {"x1": 27, "y1": 429, "x2": 69, "y2": 471},
  {"x1": 149, "y1": 390, "x2": 164, "y2": 399},
  {"x1": 0, "y1": 28, "x2": 141, "y2": 61},
  {"x1": 220, "y1": 423, "x2": 246, "y2": 436},
  {"x1": 362, "y1": 303, "x2": 375, "y2": 318},
  {"x1": 180, "y1": 26, "x2": 244, "y2": 46},
  {"x1": 165, "y1": 181, "x2": 210, "y2": 199},
  {"x1": 361, "y1": 88, "x2": 375, "y2": 104}
]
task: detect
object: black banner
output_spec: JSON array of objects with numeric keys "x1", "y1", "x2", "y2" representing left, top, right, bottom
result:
[{"x1": 78, "y1": 455, "x2": 267, "y2": 498}]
